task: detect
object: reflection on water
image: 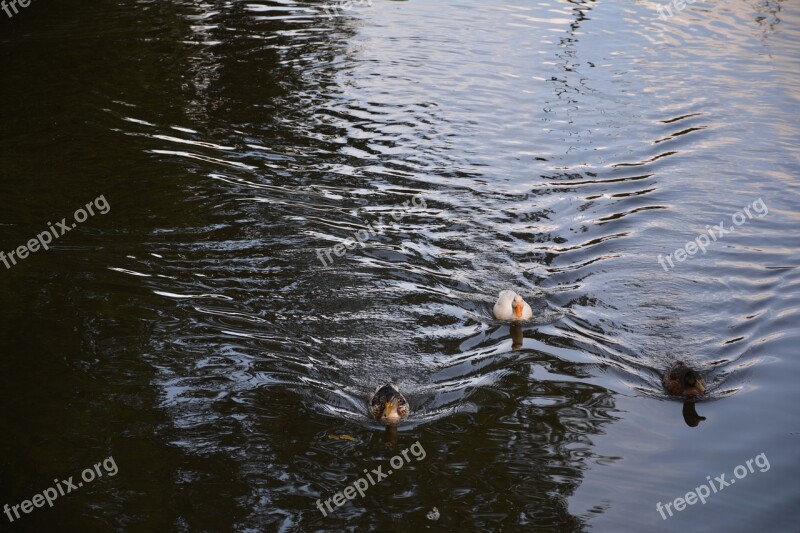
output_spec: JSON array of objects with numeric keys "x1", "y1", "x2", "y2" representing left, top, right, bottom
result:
[
  {"x1": 682, "y1": 401, "x2": 707, "y2": 428},
  {"x1": 1, "y1": 0, "x2": 799, "y2": 531}
]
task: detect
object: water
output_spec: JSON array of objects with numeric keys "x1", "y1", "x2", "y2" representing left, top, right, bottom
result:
[{"x1": 1, "y1": 0, "x2": 799, "y2": 531}]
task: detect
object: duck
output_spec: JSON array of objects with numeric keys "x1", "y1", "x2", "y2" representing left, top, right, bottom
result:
[
  {"x1": 493, "y1": 290, "x2": 533, "y2": 321},
  {"x1": 663, "y1": 361, "x2": 706, "y2": 399},
  {"x1": 369, "y1": 383, "x2": 409, "y2": 423}
]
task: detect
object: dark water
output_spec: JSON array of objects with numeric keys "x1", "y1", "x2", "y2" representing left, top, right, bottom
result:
[{"x1": 2, "y1": 0, "x2": 799, "y2": 531}]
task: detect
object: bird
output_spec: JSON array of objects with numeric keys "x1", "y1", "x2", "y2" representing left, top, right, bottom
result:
[
  {"x1": 493, "y1": 290, "x2": 533, "y2": 321},
  {"x1": 369, "y1": 383, "x2": 409, "y2": 423},
  {"x1": 663, "y1": 361, "x2": 706, "y2": 398}
]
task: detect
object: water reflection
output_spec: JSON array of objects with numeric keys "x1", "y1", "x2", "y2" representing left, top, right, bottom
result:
[
  {"x1": 510, "y1": 322, "x2": 524, "y2": 350},
  {"x1": 682, "y1": 400, "x2": 707, "y2": 428}
]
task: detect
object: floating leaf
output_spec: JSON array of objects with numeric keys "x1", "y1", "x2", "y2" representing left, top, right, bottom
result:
[{"x1": 327, "y1": 434, "x2": 356, "y2": 441}]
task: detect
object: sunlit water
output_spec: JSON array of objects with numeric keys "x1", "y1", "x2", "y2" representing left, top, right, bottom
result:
[{"x1": 1, "y1": 0, "x2": 798, "y2": 531}]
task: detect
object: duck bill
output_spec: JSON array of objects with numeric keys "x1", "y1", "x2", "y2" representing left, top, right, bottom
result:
[
  {"x1": 513, "y1": 302, "x2": 523, "y2": 318},
  {"x1": 695, "y1": 381, "x2": 706, "y2": 394},
  {"x1": 382, "y1": 400, "x2": 400, "y2": 420}
]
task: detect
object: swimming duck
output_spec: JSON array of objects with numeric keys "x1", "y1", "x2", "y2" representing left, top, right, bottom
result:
[
  {"x1": 370, "y1": 383, "x2": 409, "y2": 423},
  {"x1": 493, "y1": 290, "x2": 533, "y2": 321},
  {"x1": 663, "y1": 361, "x2": 706, "y2": 398}
]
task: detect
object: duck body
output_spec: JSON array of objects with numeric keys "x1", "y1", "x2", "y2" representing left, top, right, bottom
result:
[
  {"x1": 370, "y1": 383, "x2": 409, "y2": 423},
  {"x1": 663, "y1": 361, "x2": 706, "y2": 399},
  {"x1": 493, "y1": 290, "x2": 533, "y2": 321}
]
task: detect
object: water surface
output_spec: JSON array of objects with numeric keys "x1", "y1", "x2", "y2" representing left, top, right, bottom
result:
[{"x1": 1, "y1": 0, "x2": 799, "y2": 531}]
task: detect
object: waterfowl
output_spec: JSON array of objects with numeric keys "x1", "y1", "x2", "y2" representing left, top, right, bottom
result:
[
  {"x1": 663, "y1": 361, "x2": 706, "y2": 398},
  {"x1": 370, "y1": 383, "x2": 409, "y2": 423},
  {"x1": 493, "y1": 290, "x2": 533, "y2": 321}
]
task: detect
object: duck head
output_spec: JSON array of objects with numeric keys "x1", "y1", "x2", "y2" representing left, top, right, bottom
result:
[
  {"x1": 682, "y1": 369, "x2": 706, "y2": 395},
  {"x1": 665, "y1": 361, "x2": 707, "y2": 398},
  {"x1": 512, "y1": 295, "x2": 525, "y2": 318},
  {"x1": 370, "y1": 383, "x2": 409, "y2": 423}
]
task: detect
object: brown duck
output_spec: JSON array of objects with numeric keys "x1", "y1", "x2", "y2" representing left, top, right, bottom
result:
[
  {"x1": 369, "y1": 383, "x2": 409, "y2": 423},
  {"x1": 663, "y1": 361, "x2": 706, "y2": 398}
]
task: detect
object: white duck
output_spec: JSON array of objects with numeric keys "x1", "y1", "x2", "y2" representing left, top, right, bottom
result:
[{"x1": 493, "y1": 290, "x2": 533, "y2": 321}]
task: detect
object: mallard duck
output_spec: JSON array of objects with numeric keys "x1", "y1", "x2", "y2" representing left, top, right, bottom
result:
[
  {"x1": 663, "y1": 361, "x2": 706, "y2": 398},
  {"x1": 493, "y1": 290, "x2": 533, "y2": 320},
  {"x1": 370, "y1": 383, "x2": 409, "y2": 423}
]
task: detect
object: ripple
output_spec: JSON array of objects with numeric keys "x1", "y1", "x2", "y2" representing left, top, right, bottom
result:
[{"x1": 17, "y1": 0, "x2": 796, "y2": 530}]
